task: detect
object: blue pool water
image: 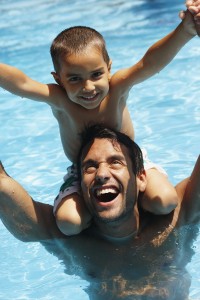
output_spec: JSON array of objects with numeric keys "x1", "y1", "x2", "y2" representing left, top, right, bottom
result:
[{"x1": 0, "y1": 0, "x2": 200, "y2": 299}]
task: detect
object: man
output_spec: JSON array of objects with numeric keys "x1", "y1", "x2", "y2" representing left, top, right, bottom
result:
[{"x1": 0, "y1": 125, "x2": 200, "y2": 299}]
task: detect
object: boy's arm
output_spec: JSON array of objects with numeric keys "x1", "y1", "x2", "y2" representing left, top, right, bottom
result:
[
  {"x1": 112, "y1": 10, "x2": 197, "y2": 91},
  {"x1": 0, "y1": 63, "x2": 66, "y2": 107}
]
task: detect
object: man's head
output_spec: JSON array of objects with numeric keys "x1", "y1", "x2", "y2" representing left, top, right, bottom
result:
[
  {"x1": 78, "y1": 124, "x2": 147, "y2": 227},
  {"x1": 50, "y1": 26, "x2": 112, "y2": 110}
]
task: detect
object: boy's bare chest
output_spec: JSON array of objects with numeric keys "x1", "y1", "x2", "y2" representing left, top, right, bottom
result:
[{"x1": 53, "y1": 102, "x2": 134, "y2": 162}]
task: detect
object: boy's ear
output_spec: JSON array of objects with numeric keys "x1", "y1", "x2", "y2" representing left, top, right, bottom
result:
[
  {"x1": 108, "y1": 60, "x2": 112, "y2": 81},
  {"x1": 137, "y1": 170, "x2": 147, "y2": 193},
  {"x1": 51, "y1": 71, "x2": 62, "y2": 85},
  {"x1": 108, "y1": 60, "x2": 112, "y2": 72}
]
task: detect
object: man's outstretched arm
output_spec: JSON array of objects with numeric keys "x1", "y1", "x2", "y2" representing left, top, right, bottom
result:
[
  {"x1": 0, "y1": 162, "x2": 64, "y2": 242},
  {"x1": 176, "y1": 155, "x2": 200, "y2": 224}
]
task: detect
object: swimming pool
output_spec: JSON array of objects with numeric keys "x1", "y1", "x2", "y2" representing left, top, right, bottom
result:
[{"x1": 0, "y1": 0, "x2": 200, "y2": 299}]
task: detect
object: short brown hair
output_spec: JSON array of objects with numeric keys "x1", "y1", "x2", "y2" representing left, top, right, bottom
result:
[
  {"x1": 77, "y1": 124, "x2": 144, "y2": 179},
  {"x1": 50, "y1": 26, "x2": 110, "y2": 72}
]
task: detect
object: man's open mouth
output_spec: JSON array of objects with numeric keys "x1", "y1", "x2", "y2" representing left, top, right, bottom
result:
[{"x1": 94, "y1": 187, "x2": 119, "y2": 203}]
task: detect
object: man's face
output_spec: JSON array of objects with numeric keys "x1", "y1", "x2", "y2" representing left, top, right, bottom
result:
[{"x1": 80, "y1": 138, "x2": 146, "y2": 223}]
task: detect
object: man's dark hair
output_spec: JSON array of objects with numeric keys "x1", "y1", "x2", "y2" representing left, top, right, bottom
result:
[
  {"x1": 50, "y1": 26, "x2": 110, "y2": 73},
  {"x1": 77, "y1": 124, "x2": 144, "y2": 178}
]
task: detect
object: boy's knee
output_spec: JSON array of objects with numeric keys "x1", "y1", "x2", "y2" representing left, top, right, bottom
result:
[
  {"x1": 55, "y1": 205, "x2": 83, "y2": 235},
  {"x1": 155, "y1": 186, "x2": 178, "y2": 214},
  {"x1": 56, "y1": 215, "x2": 83, "y2": 236}
]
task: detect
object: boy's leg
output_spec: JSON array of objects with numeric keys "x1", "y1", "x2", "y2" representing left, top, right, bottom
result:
[
  {"x1": 140, "y1": 149, "x2": 178, "y2": 214},
  {"x1": 53, "y1": 165, "x2": 91, "y2": 236},
  {"x1": 141, "y1": 168, "x2": 178, "y2": 214},
  {"x1": 0, "y1": 161, "x2": 62, "y2": 241},
  {"x1": 55, "y1": 193, "x2": 91, "y2": 235}
]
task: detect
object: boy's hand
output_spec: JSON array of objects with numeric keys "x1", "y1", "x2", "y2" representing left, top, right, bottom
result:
[
  {"x1": 180, "y1": 0, "x2": 200, "y2": 36},
  {"x1": 186, "y1": 0, "x2": 200, "y2": 15}
]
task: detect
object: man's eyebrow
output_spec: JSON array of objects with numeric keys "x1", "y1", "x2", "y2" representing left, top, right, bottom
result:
[
  {"x1": 81, "y1": 155, "x2": 127, "y2": 167},
  {"x1": 109, "y1": 154, "x2": 127, "y2": 163}
]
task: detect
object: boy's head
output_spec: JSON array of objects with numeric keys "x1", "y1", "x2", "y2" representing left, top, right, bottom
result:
[
  {"x1": 50, "y1": 26, "x2": 110, "y2": 74},
  {"x1": 50, "y1": 26, "x2": 112, "y2": 110}
]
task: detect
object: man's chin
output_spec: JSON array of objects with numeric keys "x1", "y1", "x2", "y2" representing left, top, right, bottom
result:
[{"x1": 94, "y1": 210, "x2": 131, "y2": 224}]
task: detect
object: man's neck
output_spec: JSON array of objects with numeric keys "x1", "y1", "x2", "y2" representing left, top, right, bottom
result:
[{"x1": 94, "y1": 208, "x2": 140, "y2": 240}]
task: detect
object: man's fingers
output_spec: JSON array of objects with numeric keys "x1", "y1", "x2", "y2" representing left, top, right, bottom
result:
[
  {"x1": 194, "y1": 12, "x2": 200, "y2": 35},
  {"x1": 179, "y1": 10, "x2": 186, "y2": 19}
]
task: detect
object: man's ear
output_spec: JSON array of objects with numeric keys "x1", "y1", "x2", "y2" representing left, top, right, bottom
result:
[
  {"x1": 137, "y1": 170, "x2": 147, "y2": 192},
  {"x1": 51, "y1": 71, "x2": 62, "y2": 85}
]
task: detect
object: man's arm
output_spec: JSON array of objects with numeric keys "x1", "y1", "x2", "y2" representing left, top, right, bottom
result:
[
  {"x1": 0, "y1": 63, "x2": 66, "y2": 106},
  {"x1": 0, "y1": 161, "x2": 64, "y2": 241},
  {"x1": 176, "y1": 156, "x2": 200, "y2": 224},
  {"x1": 111, "y1": 9, "x2": 198, "y2": 91}
]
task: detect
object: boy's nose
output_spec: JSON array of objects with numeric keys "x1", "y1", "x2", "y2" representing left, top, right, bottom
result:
[{"x1": 83, "y1": 80, "x2": 95, "y2": 92}]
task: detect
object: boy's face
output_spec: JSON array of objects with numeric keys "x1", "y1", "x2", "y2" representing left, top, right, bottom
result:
[{"x1": 53, "y1": 45, "x2": 111, "y2": 110}]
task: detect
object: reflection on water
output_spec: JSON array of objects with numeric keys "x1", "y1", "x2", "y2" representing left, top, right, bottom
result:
[{"x1": 0, "y1": 0, "x2": 200, "y2": 299}]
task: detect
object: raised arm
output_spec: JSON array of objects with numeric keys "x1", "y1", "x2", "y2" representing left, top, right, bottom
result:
[
  {"x1": 0, "y1": 161, "x2": 64, "y2": 241},
  {"x1": 112, "y1": 10, "x2": 198, "y2": 91},
  {"x1": 176, "y1": 156, "x2": 200, "y2": 225},
  {"x1": 0, "y1": 63, "x2": 66, "y2": 106}
]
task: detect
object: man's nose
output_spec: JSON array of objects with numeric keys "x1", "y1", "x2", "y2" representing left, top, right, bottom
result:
[
  {"x1": 83, "y1": 80, "x2": 95, "y2": 92},
  {"x1": 95, "y1": 164, "x2": 110, "y2": 183}
]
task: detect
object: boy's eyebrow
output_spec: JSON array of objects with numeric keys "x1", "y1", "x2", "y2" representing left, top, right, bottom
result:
[
  {"x1": 67, "y1": 67, "x2": 105, "y2": 77},
  {"x1": 67, "y1": 72, "x2": 81, "y2": 77}
]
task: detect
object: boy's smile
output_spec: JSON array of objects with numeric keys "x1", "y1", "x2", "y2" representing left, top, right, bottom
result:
[{"x1": 54, "y1": 46, "x2": 111, "y2": 110}]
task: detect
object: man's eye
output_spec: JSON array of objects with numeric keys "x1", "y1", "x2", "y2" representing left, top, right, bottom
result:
[
  {"x1": 84, "y1": 166, "x2": 97, "y2": 174},
  {"x1": 110, "y1": 160, "x2": 122, "y2": 168}
]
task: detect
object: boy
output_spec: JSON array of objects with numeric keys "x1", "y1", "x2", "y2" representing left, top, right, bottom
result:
[{"x1": 0, "y1": 4, "x2": 199, "y2": 235}]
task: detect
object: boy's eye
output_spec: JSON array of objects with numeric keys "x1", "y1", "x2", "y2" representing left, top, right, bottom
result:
[
  {"x1": 92, "y1": 71, "x2": 103, "y2": 78},
  {"x1": 68, "y1": 76, "x2": 81, "y2": 82}
]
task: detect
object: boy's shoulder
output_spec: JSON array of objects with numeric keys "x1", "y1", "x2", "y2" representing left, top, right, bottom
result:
[
  {"x1": 109, "y1": 69, "x2": 132, "y2": 102},
  {"x1": 46, "y1": 83, "x2": 71, "y2": 109}
]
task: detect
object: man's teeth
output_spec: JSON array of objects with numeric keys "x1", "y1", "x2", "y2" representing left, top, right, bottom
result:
[{"x1": 96, "y1": 188, "x2": 117, "y2": 196}]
